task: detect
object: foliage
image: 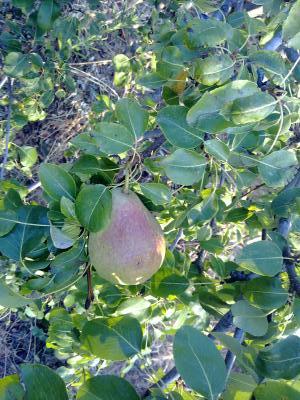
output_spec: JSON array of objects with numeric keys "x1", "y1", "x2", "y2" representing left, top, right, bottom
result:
[{"x1": 0, "y1": 0, "x2": 300, "y2": 399}]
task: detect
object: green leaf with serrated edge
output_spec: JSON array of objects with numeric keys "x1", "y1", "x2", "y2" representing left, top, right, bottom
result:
[
  {"x1": 173, "y1": 325, "x2": 227, "y2": 399},
  {"x1": 140, "y1": 183, "x2": 171, "y2": 205},
  {"x1": 187, "y1": 80, "x2": 258, "y2": 132},
  {"x1": 242, "y1": 277, "x2": 288, "y2": 310},
  {"x1": 81, "y1": 316, "x2": 142, "y2": 361},
  {"x1": 236, "y1": 241, "x2": 283, "y2": 276},
  {"x1": 157, "y1": 106, "x2": 203, "y2": 149},
  {"x1": 93, "y1": 122, "x2": 135, "y2": 154},
  {"x1": 256, "y1": 335, "x2": 300, "y2": 379},
  {"x1": 39, "y1": 164, "x2": 76, "y2": 201},
  {"x1": 76, "y1": 376, "x2": 139, "y2": 400},
  {"x1": 115, "y1": 98, "x2": 148, "y2": 140},
  {"x1": 20, "y1": 364, "x2": 68, "y2": 400},
  {"x1": 75, "y1": 184, "x2": 112, "y2": 232},
  {"x1": 160, "y1": 149, "x2": 207, "y2": 185},
  {"x1": 258, "y1": 149, "x2": 298, "y2": 188},
  {"x1": 231, "y1": 300, "x2": 268, "y2": 337}
]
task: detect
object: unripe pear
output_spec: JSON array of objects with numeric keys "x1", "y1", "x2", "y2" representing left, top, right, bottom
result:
[{"x1": 88, "y1": 188, "x2": 166, "y2": 285}]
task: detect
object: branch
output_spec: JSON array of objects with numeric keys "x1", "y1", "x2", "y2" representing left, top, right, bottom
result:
[
  {"x1": 0, "y1": 78, "x2": 13, "y2": 180},
  {"x1": 115, "y1": 134, "x2": 165, "y2": 184},
  {"x1": 224, "y1": 327, "x2": 244, "y2": 374},
  {"x1": 278, "y1": 217, "x2": 300, "y2": 295}
]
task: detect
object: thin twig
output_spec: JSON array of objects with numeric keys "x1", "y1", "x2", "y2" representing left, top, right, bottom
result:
[
  {"x1": 0, "y1": 78, "x2": 13, "y2": 180},
  {"x1": 169, "y1": 228, "x2": 183, "y2": 252}
]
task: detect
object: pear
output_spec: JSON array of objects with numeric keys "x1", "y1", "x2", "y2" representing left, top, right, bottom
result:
[{"x1": 88, "y1": 188, "x2": 166, "y2": 285}]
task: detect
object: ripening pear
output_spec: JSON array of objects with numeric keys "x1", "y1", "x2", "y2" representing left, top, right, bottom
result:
[{"x1": 88, "y1": 188, "x2": 166, "y2": 285}]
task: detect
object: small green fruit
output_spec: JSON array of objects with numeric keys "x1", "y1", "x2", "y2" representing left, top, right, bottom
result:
[{"x1": 88, "y1": 188, "x2": 165, "y2": 285}]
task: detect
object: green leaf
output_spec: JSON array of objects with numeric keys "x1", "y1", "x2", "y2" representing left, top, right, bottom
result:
[
  {"x1": 39, "y1": 164, "x2": 76, "y2": 201},
  {"x1": 0, "y1": 206, "x2": 49, "y2": 260},
  {"x1": 50, "y1": 224, "x2": 74, "y2": 249},
  {"x1": 115, "y1": 298, "x2": 151, "y2": 319},
  {"x1": 0, "y1": 279, "x2": 33, "y2": 308},
  {"x1": 236, "y1": 241, "x2": 283, "y2": 276},
  {"x1": 138, "y1": 72, "x2": 167, "y2": 89},
  {"x1": 72, "y1": 155, "x2": 118, "y2": 183},
  {"x1": 4, "y1": 189, "x2": 22, "y2": 210},
  {"x1": 37, "y1": 0, "x2": 58, "y2": 31},
  {"x1": 81, "y1": 316, "x2": 142, "y2": 361},
  {"x1": 174, "y1": 326, "x2": 227, "y2": 399},
  {"x1": 0, "y1": 374, "x2": 24, "y2": 400},
  {"x1": 4, "y1": 52, "x2": 31, "y2": 77},
  {"x1": 115, "y1": 98, "x2": 148, "y2": 139},
  {"x1": 271, "y1": 188, "x2": 300, "y2": 216},
  {"x1": 0, "y1": 209, "x2": 17, "y2": 236},
  {"x1": 254, "y1": 380, "x2": 300, "y2": 400},
  {"x1": 231, "y1": 300, "x2": 268, "y2": 337},
  {"x1": 249, "y1": 50, "x2": 287, "y2": 80},
  {"x1": 113, "y1": 54, "x2": 130, "y2": 72},
  {"x1": 75, "y1": 184, "x2": 112, "y2": 232},
  {"x1": 258, "y1": 149, "x2": 298, "y2": 188},
  {"x1": 140, "y1": 183, "x2": 171, "y2": 205},
  {"x1": 18, "y1": 146, "x2": 38, "y2": 167},
  {"x1": 187, "y1": 80, "x2": 258, "y2": 132},
  {"x1": 221, "y1": 92, "x2": 276, "y2": 124},
  {"x1": 204, "y1": 139, "x2": 230, "y2": 161},
  {"x1": 60, "y1": 197, "x2": 76, "y2": 220},
  {"x1": 157, "y1": 106, "x2": 203, "y2": 149},
  {"x1": 20, "y1": 364, "x2": 68, "y2": 400},
  {"x1": 12, "y1": 0, "x2": 35, "y2": 13},
  {"x1": 242, "y1": 277, "x2": 288, "y2": 310},
  {"x1": 76, "y1": 376, "x2": 139, "y2": 400},
  {"x1": 288, "y1": 32, "x2": 300, "y2": 50},
  {"x1": 93, "y1": 122, "x2": 135, "y2": 154},
  {"x1": 283, "y1": 0, "x2": 300, "y2": 42},
  {"x1": 222, "y1": 372, "x2": 257, "y2": 400},
  {"x1": 151, "y1": 268, "x2": 189, "y2": 297},
  {"x1": 71, "y1": 134, "x2": 98, "y2": 155},
  {"x1": 185, "y1": 18, "x2": 233, "y2": 48},
  {"x1": 256, "y1": 335, "x2": 300, "y2": 379},
  {"x1": 187, "y1": 195, "x2": 219, "y2": 225},
  {"x1": 160, "y1": 149, "x2": 207, "y2": 185},
  {"x1": 193, "y1": 54, "x2": 234, "y2": 86},
  {"x1": 293, "y1": 297, "x2": 300, "y2": 325},
  {"x1": 47, "y1": 308, "x2": 75, "y2": 352}
]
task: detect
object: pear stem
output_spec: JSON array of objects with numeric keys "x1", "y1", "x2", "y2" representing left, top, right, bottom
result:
[{"x1": 123, "y1": 165, "x2": 130, "y2": 194}]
